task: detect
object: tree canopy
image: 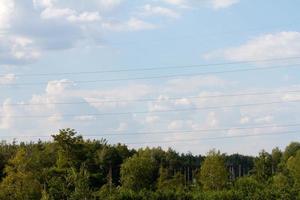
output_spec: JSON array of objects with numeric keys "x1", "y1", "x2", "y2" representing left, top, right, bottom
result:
[{"x1": 0, "y1": 129, "x2": 298, "y2": 200}]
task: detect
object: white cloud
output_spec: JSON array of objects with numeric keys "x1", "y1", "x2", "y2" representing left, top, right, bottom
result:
[
  {"x1": 83, "y1": 84, "x2": 152, "y2": 111},
  {"x1": 41, "y1": 7, "x2": 101, "y2": 23},
  {"x1": 96, "y1": 0, "x2": 123, "y2": 10},
  {"x1": 127, "y1": 17, "x2": 157, "y2": 31},
  {"x1": 0, "y1": 74, "x2": 16, "y2": 85},
  {"x1": 140, "y1": 4, "x2": 180, "y2": 18},
  {"x1": 67, "y1": 12, "x2": 101, "y2": 23},
  {"x1": 41, "y1": 7, "x2": 75, "y2": 19},
  {"x1": 165, "y1": 75, "x2": 230, "y2": 94},
  {"x1": 210, "y1": 0, "x2": 239, "y2": 10},
  {"x1": 116, "y1": 122, "x2": 128, "y2": 132},
  {"x1": 46, "y1": 79, "x2": 75, "y2": 95},
  {"x1": 102, "y1": 17, "x2": 157, "y2": 31},
  {"x1": 0, "y1": 0, "x2": 15, "y2": 29},
  {"x1": 161, "y1": 0, "x2": 238, "y2": 9},
  {"x1": 205, "y1": 111, "x2": 218, "y2": 127},
  {"x1": 48, "y1": 113, "x2": 63, "y2": 122},
  {"x1": 0, "y1": 36, "x2": 41, "y2": 64},
  {"x1": 0, "y1": 99, "x2": 13, "y2": 129},
  {"x1": 145, "y1": 115, "x2": 160, "y2": 124},
  {"x1": 33, "y1": 0, "x2": 54, "y2": 9},
  {"x1": 240, "y1": 116, "x2": 250, "y2": 124},
  {"x1": 11, "y1": 37, "x2": 41, "y2": 60},
  {"x1": 74, "y1": 115, "x2": 96, "y2": 121},
  {"x1": 254, "y1": 115, "x2": 274, "y2": 123},
  {"x1": 204, "y1": 31, "x2": 300, "y2": 61},
  {"x1": 282, "y1": 93, "x2": 300, "y2": 101},
  {"x1": 174, "y1": 98, "x2": 192, "y2": 106},
  {"x1": 161, "y1": 0, "x2": 188, "y2": 8}
]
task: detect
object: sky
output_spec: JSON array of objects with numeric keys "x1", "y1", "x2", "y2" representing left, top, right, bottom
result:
[{"x1": 0, "y1": 0, "x2": 300, "y2": 155}]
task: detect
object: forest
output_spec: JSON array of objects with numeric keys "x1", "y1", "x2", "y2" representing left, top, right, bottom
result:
[{"x1": 0, "y1": 128, "x2": 299, "y2": 200}]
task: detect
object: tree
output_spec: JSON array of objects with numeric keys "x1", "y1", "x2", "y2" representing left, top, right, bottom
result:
[
  {"x1": 267, "y1": 173, "x2": 295, "y2": 199},
  {"x1": 120, "y1": 149, "x2": 159, "y2": 191},
  {"x1": 253, "y1": 150, "x2": 272, "y2": 182},
  {"x1": 0, "y1": 148, "x2": 42, "y2": 200},
  {"x1": 157, "y1": 166, "x2": 185, "y2": 191},
  {"x1": 234, "y1": 176, "x2": 263, "y2": 200},
  {"x1": 283, "y1": 142, "x2": 300, "y2": 161},
  {"x1": 287, "y1": 150, "x2": 300, "y2": 189},
  {"x1": 199, "y1": 150, "x2": 228, "y2": 191},
  {"x1": 271, "y1": 147, "x2": 282, "y2": 173},
  {"x1": 68, "y1": 167, "x2": 94, "y2": 200},
  {"x1": 52, "y1": 128, "x2": 84, "y2": 169}
]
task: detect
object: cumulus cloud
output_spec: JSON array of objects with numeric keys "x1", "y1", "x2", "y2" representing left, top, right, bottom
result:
[
  {"x1": 96, "y1": 0, "x2": 123, "y2": 10},
  {"x1": 41, "y1": 7, "x2": 101, "y2": 23},
  {"x1": 2, "y1": 74, "x2": 300, "y2": 154},
  {"x1": 0, "y1": 0, "x2": 160, "y2": 65},
  {"x1": 83, "y1": 84, "x2": 152, "y2": 111},
  {"x1": 161, "y1": 0, "x2": 238, "y2": 9},
  {"x1": 102, "y1": 18, "x2": 157, "y2": 31},
  {"x1": 240, "y1": 116, "x2": 250, "y2": 124},
  {"x1": 0, "y1": 74, "x2": 16, "y2": 85},
  {"x1": 204, "y1": 31, "x2": 300, "y2": 61},
  {"x1": 33, "y1": 0, "x2": 53, "y2": 8},
  {"x1": 0, "y1": 36, "x2": 41, "y2": 64},
  {"x1": 165, "y1": 75, "x2": 230, "y2": 94},
  {"x1": 0, "y1": 99, "x2": 14, "y2": 129},
  {"x1": 140, "y1": 4, "x2": 180, "y2": 18},
  {"x1": 161, "y1": 0, "x2": 189, "y2": 8},
  {"x1": 74, "y1": 115, "x2": 97, "y2": 121},
  {"x1": 0, "y1": 0, "x2": 15, "y2": 29},
  {"x1": 46, "y1": 79, "x2": 75, "y2": 95},
  {"x1": 210, "y1": 0, "x2": 239, "y2": 10}
]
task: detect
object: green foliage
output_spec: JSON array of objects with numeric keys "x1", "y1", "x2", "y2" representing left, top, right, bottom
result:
[
  {"x1": 157, "y1": 167, "x2": 185, "y2": 192},
  {"x1": 120, "y1": 149, "x2": 159, "y2": 191},
  {"x1": 271, "y1": 147, "x2": 282, "y2": 173},
  {"x1": 199, "y1": 150, "x2": 228, "y2": 191},
  {"x1": 287, "y1": 150, "x2": 300, "y2": 190},
  {"x1": 0, "y1": 148, "x2": 42, "y2": 200},
  {"x1": 0, "y1": 129, "x2": 298, "y2": 200},
  {"x1": 253, "y1": 150, "x2": 273, "y2": 182},
  {"x1": 234, "y1": 176, "x2": 263, "y2": 200},
  {"x1": 283, "y1": 142, "x2": 300, "y2": 161}
]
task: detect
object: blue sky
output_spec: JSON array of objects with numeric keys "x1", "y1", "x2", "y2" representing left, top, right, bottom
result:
[{"x1": 0, "y1": 0, "x2": 300, "y2": 155}]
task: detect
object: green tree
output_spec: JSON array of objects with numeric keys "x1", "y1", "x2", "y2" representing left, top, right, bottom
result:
[
  {"x1": 253, "y1": 150, "x2": 272, "y2": 182},
  {"x1": 283, "y1": 142, "x2": 300, "y2": 161},
  {"x1": 199, "y1": 150, "x2": 228, "y2": 191},
  {"x1": 120, "y1": 149, "x2": 159, "y2": 191},
  {"x1": 68, "y1": 167, "x2": 94, "y2": 200},
  {"x1": 157, "y1": 166, "x2": 185, "y2": 192},
  {"x1": 287, "y1": 150, "x2": 300, "y2": 189},
  {"x1": 271, "y1": 147, "x2": 282, "y2": 173},
  {"x1": 234, "y1": 176, "x2": 263, "y2": 200},
  {"x1": 0, "y1": 148, "x2": 42, "y2": 200},
  {"x1": 267, "y1": 173, "x2": 295, "y2": 200},
  {"x1": 52, "y1": 128, "x2": 84, "y2": 169}
]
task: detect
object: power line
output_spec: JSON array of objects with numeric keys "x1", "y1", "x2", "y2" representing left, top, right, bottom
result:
[
  {"x1": 2, "y1": 123, "x2": 300, "y2": 138},
  {"x1": 3, "y1": 89, "x2": 300, "y2": 107},
  {"x1": 2, "y1": 99, "x2": 300, "y2": 119},
  {"x1": 125, "y1": 130, "x2": 300, "y2": 145},
  {"x1": 2, "y1": 63, "x2": 300, "y2": 87},
  {"x1": 1, "y1": 56, "x2": 300, "y2": 77},
  {"x1": 62, "y1": 123, "x2": 300, "y2": 137}
]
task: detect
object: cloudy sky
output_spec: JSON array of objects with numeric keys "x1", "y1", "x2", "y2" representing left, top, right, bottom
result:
[{"x1": 0, "y1": 0, "x2": 300, "y2": 155}]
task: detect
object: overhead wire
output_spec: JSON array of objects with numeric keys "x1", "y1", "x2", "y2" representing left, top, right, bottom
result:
[
  {"x1": 1, "y1": 56, "x2": 300, "y2": 77},
  {"x1": 2, "y1": 89, "x2": 300, "y2": 107},
  {"x1": 1, "y1": 63, "x2": 300, "y2": 87},
  {"x1": 1, "y1": 99, "x2": 300, "y2": 119}
]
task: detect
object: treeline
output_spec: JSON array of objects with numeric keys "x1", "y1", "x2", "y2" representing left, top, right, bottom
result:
[{"x1": 0, "y1": 129, "x2": 299, "y2": 200}]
